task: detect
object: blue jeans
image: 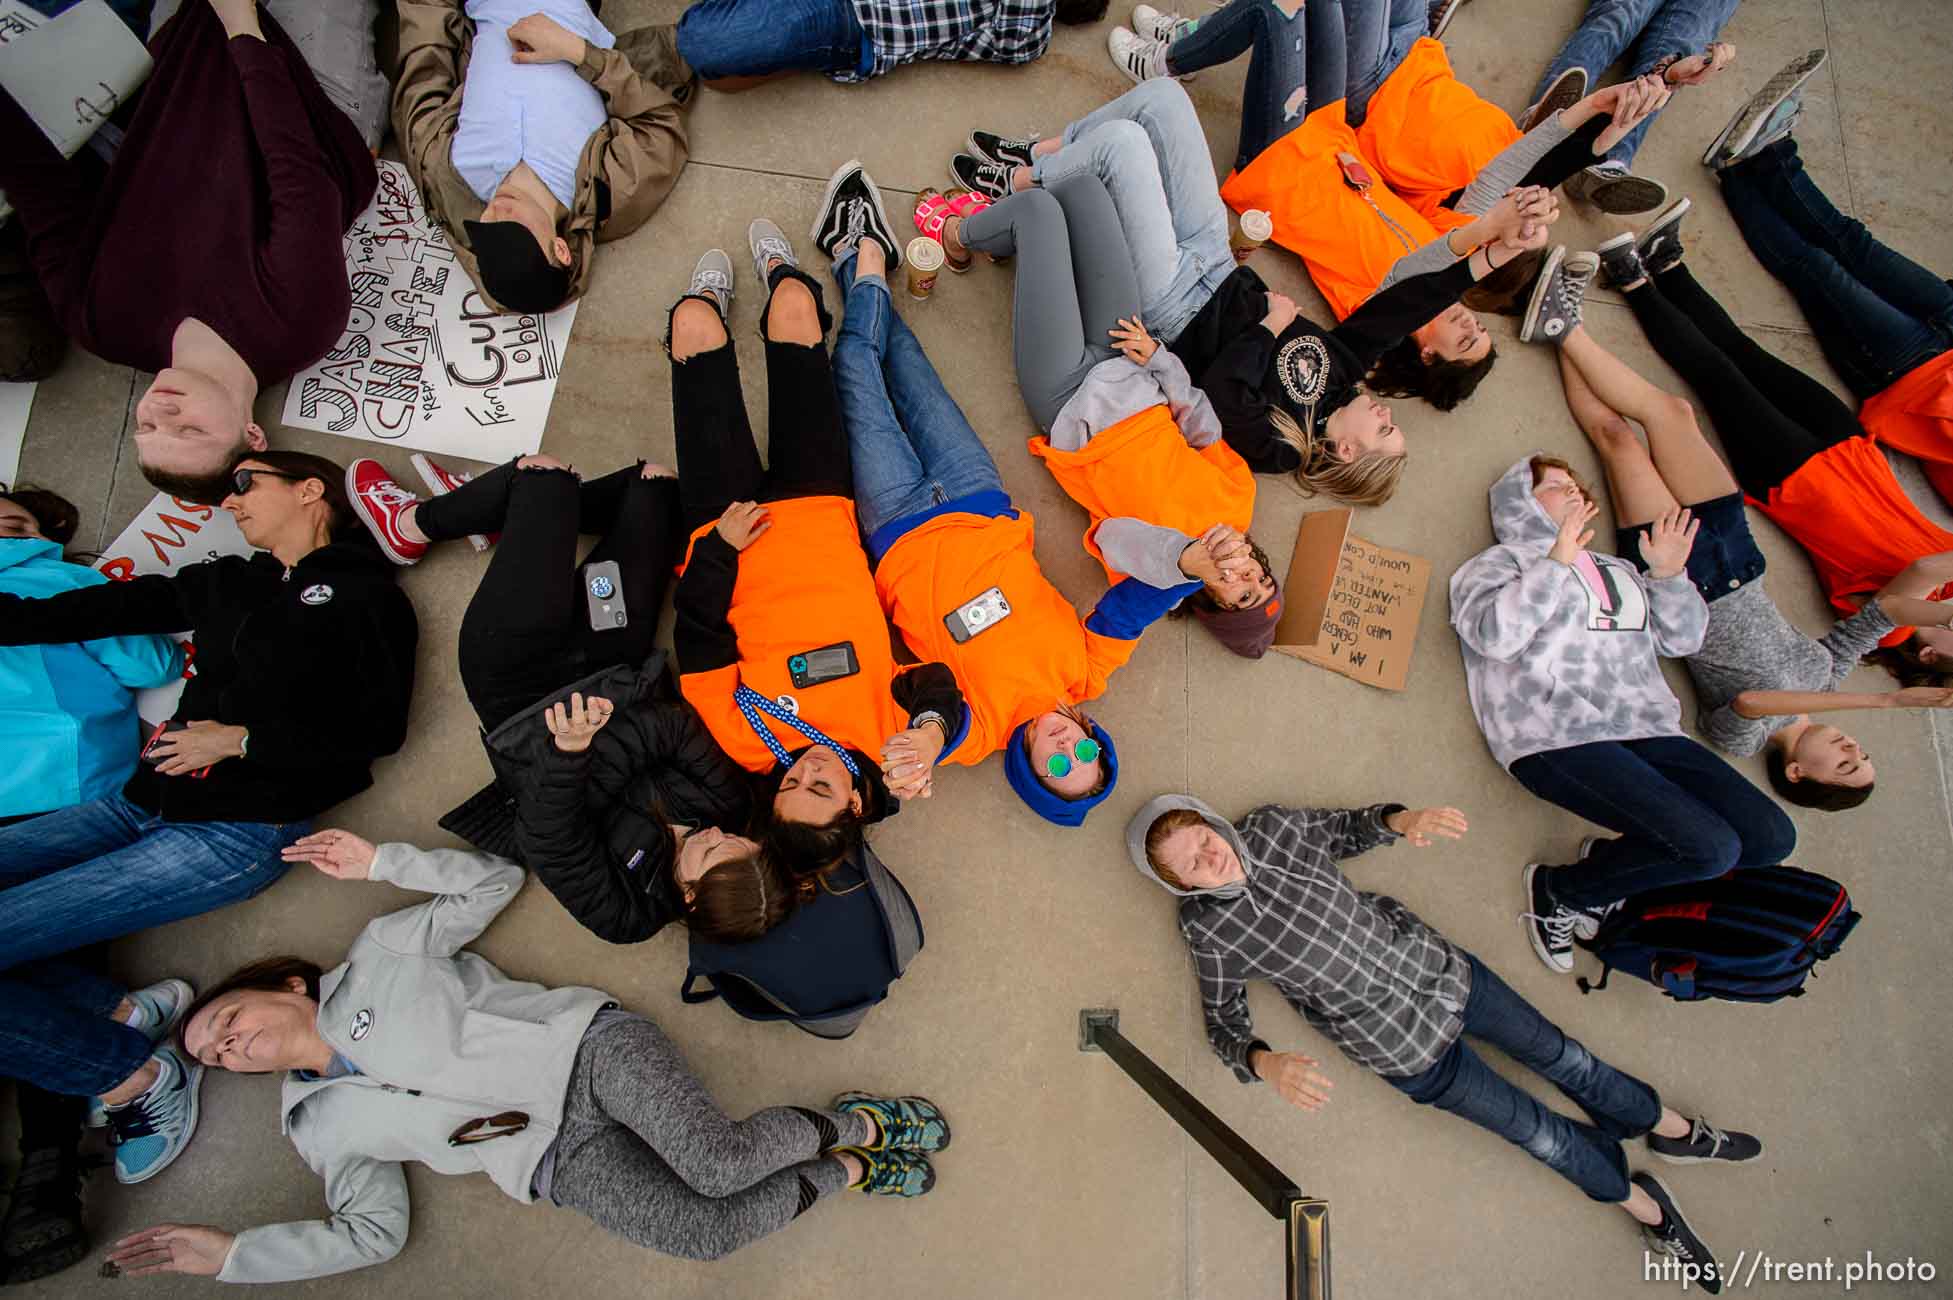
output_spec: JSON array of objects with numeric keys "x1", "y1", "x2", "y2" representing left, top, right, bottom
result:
[
  {"x1": 0, "y1": 961, "x2": 148, "y2": 1096},
  {"x1": 1510, "y1": 736, "x2": 1796, "y2": 913},
  {"x1": 1341, "y1": 0, "x2": 1426, "y2": 126},
  {"x1": 832, "y1": 258, "x2": 1004, "y2": 543},
  {"x1": 1033, "y1": 80, "x2": 1236, "y2": 347},
  {"x1": 0, "y1": 792, "x2": 303, "y2": 972},
  {"x1": 1529, "y1": 0, "x2": 1739, "y2": 167},
  {"x1": 1388, "y1": 956, "x2": 1660, "y2": 1202},
  {"x1": 1164, "y1": 0, "x2": 1346, "y2": 168},
  {"x1": 1720, "y1": 139, "x2": 1953, "y2": 402},
  {"x1": 675, "y1": 0, "x2": 868, "y2": 80}
]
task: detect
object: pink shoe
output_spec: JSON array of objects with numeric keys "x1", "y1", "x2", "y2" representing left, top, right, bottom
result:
[
  {"x1": 346, "y1": 459, "x2": 428, "y2": 566},
  {"x1": 411, "y1": 454, "x2": 495, "y2": 552}
]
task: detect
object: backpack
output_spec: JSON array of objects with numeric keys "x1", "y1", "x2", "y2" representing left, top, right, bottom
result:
[
  {"x1": 680, "y1": 842, "x2": 923, "y2": 1039},
  {"x1": 1576, "y1": 865, "x2": 1859, "y2": 1003}
]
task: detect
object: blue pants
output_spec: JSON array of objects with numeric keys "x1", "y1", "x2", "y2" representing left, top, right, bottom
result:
[
  {"x1": 0, "y1": 961, "x2": 147, "y2": 1097},
  {"x1": 1528, "y1": 0, "x2": 1739, "y2": 167},
  {"x1": 1341, "y1": 0, "x2": 1426, "y2": 126},
  {"x1": 1720, "y1": 139, "x2": 1953, "y2": 402},
  {"x1": 1389, "y1": 956, "x2": 1661, "y2": 1202},
  {"x1": 831, "y1": 257, "x2": 1004, "y2": 545},
  {"x1": 1509, "y1": 735, "x2": 1795, "y2": 913},
  {"x1": 675, "y1": 0, "x2": 868, "y2": 80},
  {"x1": 1164, "y1": 0, "x2": 1348, "y2": 171}
]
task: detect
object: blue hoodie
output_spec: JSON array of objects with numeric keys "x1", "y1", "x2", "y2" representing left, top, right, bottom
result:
[{"x1": 0, "y1": 538, "x2": 183, "y2": 818}]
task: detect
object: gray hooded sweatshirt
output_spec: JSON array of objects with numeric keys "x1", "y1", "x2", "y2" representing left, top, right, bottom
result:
[{"x1": 1449, "y1": 457, "x2": 1708, "y2": 771}]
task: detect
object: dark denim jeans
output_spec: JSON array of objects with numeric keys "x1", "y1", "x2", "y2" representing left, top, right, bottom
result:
[
  {"x1": 1342, "y1": 0, "x2": 1426, "y2": 125},
  {"x1": 676, "y1": 0, "x2": 868, "y2": 80},
  {"x1": 831, "y1": 256, "x2": 1004, "y2": 542},
  {"x1": 1529, "y1": 0, "x2": 1740, "y2": 166},
  {"x1": 1388, "y1": 956, "x2": 1661, "y2": 1202},
  {"x1": 0, "y1": 792, "x2": 303, "y2": 972},
  {"x1": 1720, "y1": 139, "x2": 1953, "y2": 401},
  {"x1": 1510, "y1": 736, "x2": 1796, "y2": 913},
  {"x1": 0, "y1": 961, "x2": 147, "y2": 1096}
]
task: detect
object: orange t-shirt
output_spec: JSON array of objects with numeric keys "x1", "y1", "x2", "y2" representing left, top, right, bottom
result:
[
  {"x1": 1754, "y1": 437, "x2": 1953, "y2": 647},
  {"x1": 1220, "y1": 99, "x2": 1439, "y2": 320},
  {"x1": 1354, "y1": 38, "x2": 1521, "y2": 233},
  {"x1": 1860, "y1": 349, "x2": 1953, "y2": 510},
  {"x1": 677, "y1": 496, "x2": 909, "y2": 772},
  {"x1": 875, "y1": 510, "x2": 1139, "y2": 764},
  {"x1": 1027, "y1": 404, "x2": 1257, "y2": 581}
]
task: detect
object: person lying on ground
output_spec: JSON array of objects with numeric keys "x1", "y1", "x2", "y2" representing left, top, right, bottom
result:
[
  {"x1": 102, "y1": 832, "x2": 947, "y2": 1281},
  {"x1": 1132, "y1": 791, "x2": 1758, "y2": 1290}
]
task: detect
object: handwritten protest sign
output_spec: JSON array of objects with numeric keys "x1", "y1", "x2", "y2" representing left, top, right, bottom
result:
[
  {"x1": 280, "y1": 160, "x2": 578, "y2": 461},
  {"x1": 1271, "y1": 508, "x2": 1431, "y2": 692},
  {"x1": 0, "y1": 0, "x2": 150, "y2": 157},
  {"x1": 98, "y1": 493, "x2": 253, "y2": 724}
]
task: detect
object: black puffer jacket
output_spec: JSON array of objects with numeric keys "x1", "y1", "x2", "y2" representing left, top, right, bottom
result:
[{"x1": 481, "y1": 654, "x2": 752, "y2": 944}]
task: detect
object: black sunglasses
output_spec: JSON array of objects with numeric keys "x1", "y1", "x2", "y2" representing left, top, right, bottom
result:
[{"x1": 230, "y1": 467, "x2": 303, "y2": 495}]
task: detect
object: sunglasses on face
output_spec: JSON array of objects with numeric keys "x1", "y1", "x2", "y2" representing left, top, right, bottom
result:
[
  {"x1": 231, "y1": 467, "x2": 303, "y2": 495},
  {"x1": 1045, "y1": 736, "x2": 1101, "y2": 778}
]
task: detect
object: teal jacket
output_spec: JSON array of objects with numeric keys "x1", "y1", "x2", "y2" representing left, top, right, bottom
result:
[{"x1": 0, "y1": 538, "x2": 183, "y2": 818}]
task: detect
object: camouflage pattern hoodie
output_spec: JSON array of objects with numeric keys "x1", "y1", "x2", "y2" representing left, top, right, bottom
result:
[{"x1": 1448, "y1": 457, "x2": 1708, "y2": 770}]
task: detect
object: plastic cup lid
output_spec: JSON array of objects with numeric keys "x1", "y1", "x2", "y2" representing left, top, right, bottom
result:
[
  {"x1": 1241, "y1": 209, "x2": 1273, "y2": 239},
  {"x1": 907, "y1": 237, "x2": 945, "y2": 270}
]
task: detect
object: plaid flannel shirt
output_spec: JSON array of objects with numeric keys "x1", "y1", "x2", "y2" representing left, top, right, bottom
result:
[
  {"x1": 837, "y1": 0, "x2": 1054, "y2": 82},
  {"x1": 1180, "y1": 805, "x2": 1474, "y2": 1083}
]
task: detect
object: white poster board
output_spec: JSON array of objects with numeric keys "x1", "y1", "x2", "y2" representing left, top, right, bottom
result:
[
  {"x1": 281, "y1": 160, "x2": 578, "y2": 460},
  {"x1": 97, "y1": 493, "x2": 253, "y2": 725},
  {"x1": 0, "y1": 0, "x2": 151, "y2": 157}
]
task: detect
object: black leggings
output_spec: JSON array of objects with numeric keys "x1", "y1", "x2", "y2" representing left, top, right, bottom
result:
[
  {"x1": 1438, "y1": 118, "x2": 1608, "y2": 210},
  {"x1": 420, "y1": 462, "x2": 681, "y2": 731},
  {"x1": 1623, "y1": 263, "x2": 1864, "y2": 500},
  {"x1": 668, "y1": 268, "x2": 852, "y2": 532}
]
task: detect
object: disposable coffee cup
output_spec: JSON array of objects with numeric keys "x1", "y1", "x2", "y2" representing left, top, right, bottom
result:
[
  {"x1": 906, "y1": 238, "x2": 945, "y2": 299},
  {"x1": 1231, "y1": 209, "x2": 1273, "y2": 262}
]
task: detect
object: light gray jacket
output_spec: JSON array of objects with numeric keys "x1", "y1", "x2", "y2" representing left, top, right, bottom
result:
[
  {"x1": 217, "y1": 845, "x2": 611, "y2": 1284},
  {"x1": 1449, "y1": 457, "x2": 1707, "y2": 770}
]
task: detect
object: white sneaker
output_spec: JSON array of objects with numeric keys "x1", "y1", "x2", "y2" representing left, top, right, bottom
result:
[
  {"x1": 411, "y1": 454, "x2": 492, "y2": 553},
  {"x1": 1131, "y1": 4, "x2": 1189, "y2": 44},
  {"x1": 1108, "y1": 26, "x2": 1170, "y2": 84}
]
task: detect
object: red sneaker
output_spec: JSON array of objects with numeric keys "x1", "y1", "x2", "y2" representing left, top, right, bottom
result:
[
  {"x1": 411, "y1": 453, "x2": 496, "y2": 552},
  {"x1": 346, "y1": 459, "x2": 427, "y2": 566}
]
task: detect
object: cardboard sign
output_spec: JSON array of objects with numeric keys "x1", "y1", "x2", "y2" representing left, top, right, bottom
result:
[
  {"x1": 1270, "y1": 508, "x2": 1430, "y2": 692},
  {"x1": 97, "y1": 493, "x2": 254, "y2": 725},
  {"x1": 0, "y1": 0, "x2": 151, "y2": 157},
  {"x1": 281, "y1": 160, "x2": 578, "y2": 461}
]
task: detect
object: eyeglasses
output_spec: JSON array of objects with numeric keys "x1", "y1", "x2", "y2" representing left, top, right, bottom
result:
[
  {"x1": 448, "y1": 1111, "x2": 530, "y2": 1147},
  {"x1": 1044, "y1": 736, "x2": 1101, "y2": 778},
  {"x1": 230, "y1": 467, "x2": 303, "y2": 495}
]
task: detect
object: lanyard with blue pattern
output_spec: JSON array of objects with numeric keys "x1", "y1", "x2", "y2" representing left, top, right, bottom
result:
[{"x1": 733, "y1": 684, "x2": 861, "y2": 778}]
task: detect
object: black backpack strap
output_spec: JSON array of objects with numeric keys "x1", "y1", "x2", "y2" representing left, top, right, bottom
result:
[
  {"x1": 679, "y1": 970, "x2": 721, "y2": 1005},
  {"x1": 1576, "y1": 965, "x2": 1613, "y2": 995}
]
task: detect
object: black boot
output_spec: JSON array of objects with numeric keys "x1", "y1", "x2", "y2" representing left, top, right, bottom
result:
[
  {"x1": 0, "y1": 221, "x2": 67, "y2": 384},
  {"x1": 1, "y1": 1085, "x2": 90, "y2": 1285}
]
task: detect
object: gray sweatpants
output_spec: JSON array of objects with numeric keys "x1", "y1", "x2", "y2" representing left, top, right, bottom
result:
[
  {"x1": 547, "y1": 1013, "x2": 867, "y2": 1262},
  {"x1": 961, "y1": 174, "x2": 1146, "y2": 431}
]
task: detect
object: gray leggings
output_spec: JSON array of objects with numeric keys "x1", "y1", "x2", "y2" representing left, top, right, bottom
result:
[
  {"x1": 548, "y1": 1014, "x2": 867, "y2": 1261},
  {"x1": 961, "y1": 174, "x2": 1146, "y2": 432}
]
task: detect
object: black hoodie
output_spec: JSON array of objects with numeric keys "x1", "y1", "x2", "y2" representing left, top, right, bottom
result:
[{"x1": 0, "y1": 536, "x2": 417, "y2": 823}]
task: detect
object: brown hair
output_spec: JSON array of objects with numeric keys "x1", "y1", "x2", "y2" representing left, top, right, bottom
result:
[
  {"x1": 1366, "y1": 336, "x2": 1498, "y2": 412},
  {"x1": 1765, "y1": 747, "x2": 1875, "y2": 813},
  {"x1": 687, "y1": 849, "x2": 799, "y2": 943},
  {"x1": 1865, "y1": 638, "x2": 1951, "y2": 687},
  {"x1": 1021, "y1": 703, "x2": 1110, "y2": 800},
  {"x1": 1144, "y1": 808, "x2": 1208, "y2": 889},
  {"x1": 176, "y1": 956, "x2": 325, "y2": 1055},
  {"x1": 1528, "y1": 454, "x2": 1594, "y2": 503},
  {"x1": 1173, "y1": 533, "x2": 1277, "y2": 616},
  {"x1": 234, "y1": 449, "x2": 354, "y2": 537},
  {"x1": 1269, "y1": 407, "x2": 1407, "y2": 508},
  {"x1": 0, "y1": 484, "x2": 80, "y2": 545}
]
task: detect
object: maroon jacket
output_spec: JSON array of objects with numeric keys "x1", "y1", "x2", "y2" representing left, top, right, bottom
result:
[{"x1": 0, "y1": 3, "x2": 376, "y2": 382}]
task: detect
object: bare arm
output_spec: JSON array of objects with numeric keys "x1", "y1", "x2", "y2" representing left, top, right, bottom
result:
[{"x1": 1732, "y1": 690, "x2": 1904, "y2": 719}]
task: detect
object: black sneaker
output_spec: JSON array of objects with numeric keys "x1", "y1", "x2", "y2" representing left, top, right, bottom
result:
[
  {"x1": 1563, "y1": 163, "x2": 1668, "y2": 216},
  {"x1": 949, "y1": 152, "x2": 1013, "y2": 203},
  {"x1": 1521, "y1": 862, "x2": 1578, "y2": 974},
  {"x1": 968, "y1": 130, "x2": 1037, "y2": 170},
  {"x1": 1519, "y1": 66, "x2": 1587, "y2": 132},
  {"x1": 1427, "y1": 0, "x2": 1469, "y2": 39},
  {"x1": 1519, "y1": 246, "x2": 1596, "y2": 346},
  {"x1": 1594, "y1": 233, "x2": 1646, "y2": 290},
  {"x1": 1, "y1": 1144, "x2": 90, "y2": 1284},
  {"x1": 1703, "y1": 49, "x2": 1827, "y2": 168},
  {"x1": 1647, "y1": 1116, "x2": 1763, "y2": 1166},
  {"x1": 1635, "y1": 196, "x2": 1691, "y2": 278},
  {"x1": 1633, "y1": 1172, "x2": 1724, "y2": 1294},
  {"x1": 1569, "y1": 837, "x2": 1621, "y2": 942},
  {"x1": 809, "y1": 161, "x2": 903, "y2": 268}
]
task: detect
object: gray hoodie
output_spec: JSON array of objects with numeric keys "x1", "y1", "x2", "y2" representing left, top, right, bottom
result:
[
  {"x1": 1126, "y1": 793, "x2": 1251, "y2": 900},
  {"x1": 1449, "y1": 457, "x2": 1708, "y2": 770}
]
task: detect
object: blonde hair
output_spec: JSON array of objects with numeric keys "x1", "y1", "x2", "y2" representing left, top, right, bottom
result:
[{"x1": 1268, "y1": 408, "x2": 1407, "y2": 508}]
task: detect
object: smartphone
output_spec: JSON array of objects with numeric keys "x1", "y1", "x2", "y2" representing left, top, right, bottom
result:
[
  {"x1": 1334, "y1": 150, "x2": 1374, "y2": 192},
  {"x1": 141, "y1": 720, "x2": 188, "y2": 766},
  {"x1": 583, "y1": 560, "x2": 627, "y2": 631},
  {"x1": 788, "y1": 642, "x2": 860, "y2": 688},
  {"x1": 944, "y1": 587, "x2": 1012, "y2": 644}
]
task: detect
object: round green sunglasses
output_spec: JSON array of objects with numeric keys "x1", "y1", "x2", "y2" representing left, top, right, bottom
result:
[{"x1": 1045, "y1": 737, "x2": 1101, "y2": 778}]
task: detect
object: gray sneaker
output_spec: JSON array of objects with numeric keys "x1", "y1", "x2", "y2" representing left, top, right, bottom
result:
[
  {"x1": 748, "y1": 218, "x2": 796, "y2": 287},
  {"x1": 687, "y1": 248, "x2": 734, "y2": 318},
  {"x1": 1519, "y1": 247, "x2": 1597, "y2": 345},
  {"x1": 1563, "y1": 163, "x2": 1668, "y2": 216},
  {"x1": 1519, "y1": 66, "x2": 1588, "y2": 132},
  {"x1": 1704, "y1": 49, "x2": 1827, "y2": 168}
]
